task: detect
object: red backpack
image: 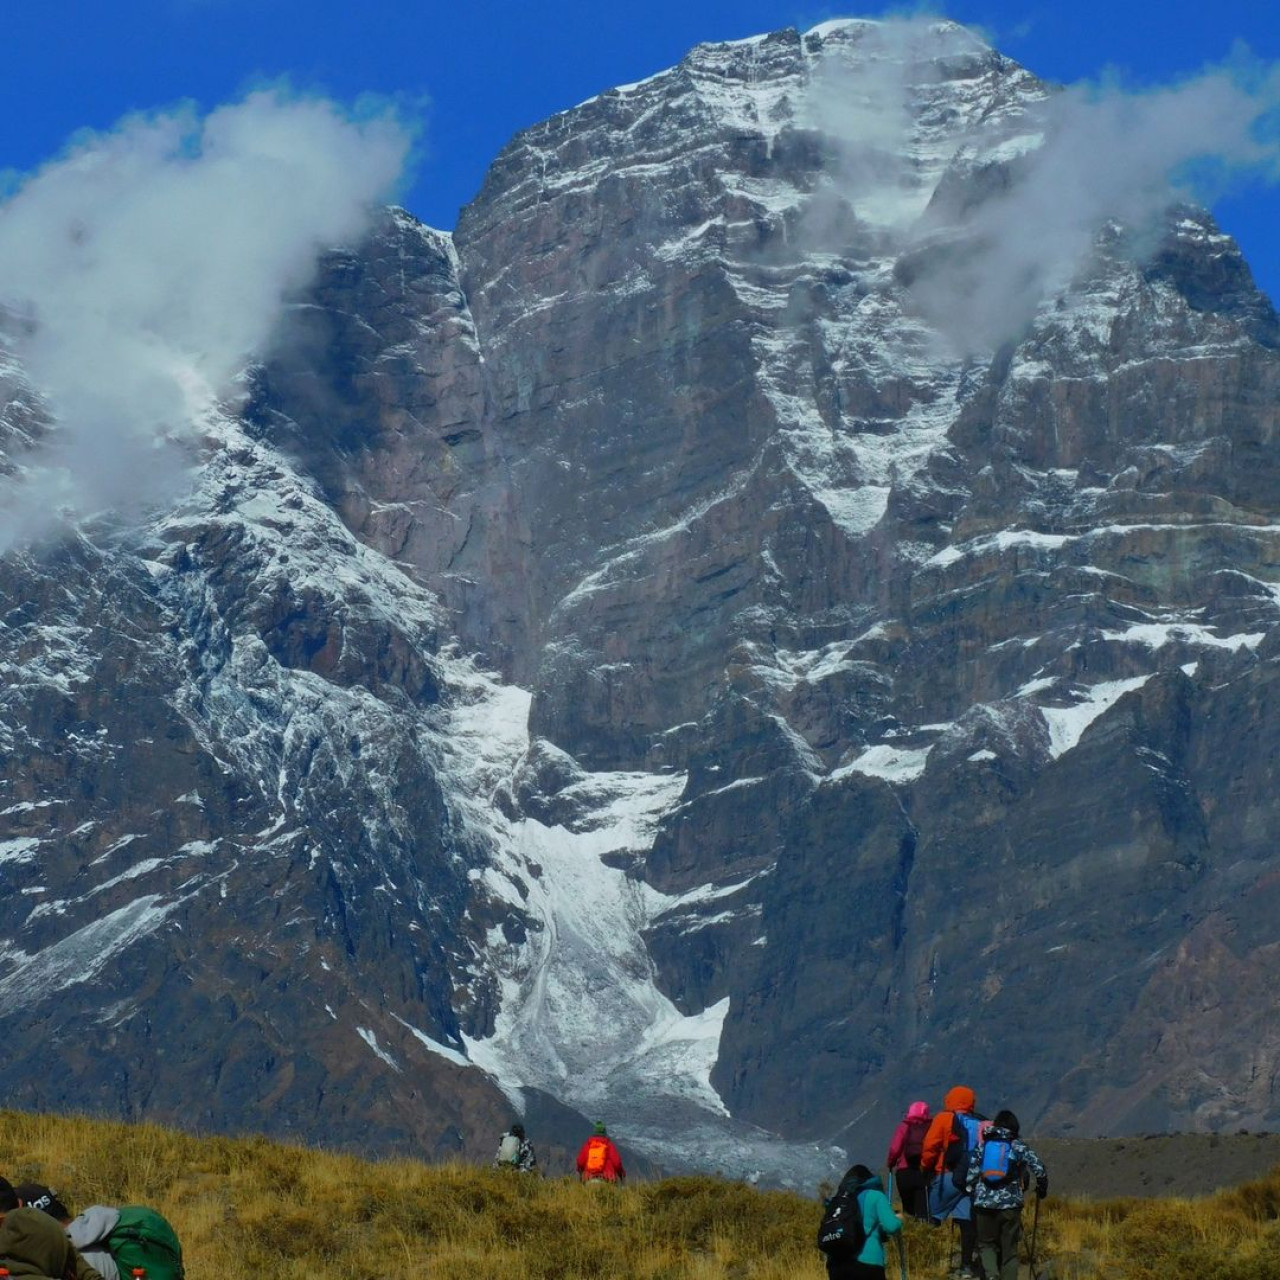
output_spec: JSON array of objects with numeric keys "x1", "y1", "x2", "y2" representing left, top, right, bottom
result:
[{"x1": 903, "y1": 1117, "x2": 929, "y2": 1168}]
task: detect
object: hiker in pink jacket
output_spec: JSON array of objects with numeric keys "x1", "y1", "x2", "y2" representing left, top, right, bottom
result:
[{"x1": 885, "y1": 1100, "x2": 932, "y2": 1219}]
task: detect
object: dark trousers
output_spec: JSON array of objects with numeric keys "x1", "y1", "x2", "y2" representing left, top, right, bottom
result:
[
  {"x1": 895, "y1": 1166, "x2": 930, "y2": 1220},
  {"x1": 974, "y1": 1206, "x2": 1023, "y2": 1280},
  {"x1": 825, "y1": 1260, "x2": 885, "y2": 1280},
  {"x1": 958, "y1": 1216, "x2": 977, "y2": 1268}
]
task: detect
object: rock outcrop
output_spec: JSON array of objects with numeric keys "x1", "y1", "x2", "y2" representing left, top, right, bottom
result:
[{"x1": 2, "y1": 18, "x2": 1279, "y2": 1179}]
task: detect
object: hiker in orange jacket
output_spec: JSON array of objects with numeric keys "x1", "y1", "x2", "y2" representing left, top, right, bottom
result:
[
  {"x1": 576, "y1": 1122, "x2": 626, "y2": 1183},
  {"x1": 921, "y1": 1086, "x2": 979, "y2": 1175},
  {"x1": 922, "y1": 1086, "x2": 987, "y2": 1279}
]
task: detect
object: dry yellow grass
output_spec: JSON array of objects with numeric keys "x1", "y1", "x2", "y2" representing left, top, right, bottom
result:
[{"x1": 1, "y1": 1110, "x2": 1278, "y2": 1279}]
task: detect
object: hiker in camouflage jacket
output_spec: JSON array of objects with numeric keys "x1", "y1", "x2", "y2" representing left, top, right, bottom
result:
[
  {"x1": 964, "y1": 1110, "x2": 1047, "y2": 1280},
  {"x1": 963, "y1": 1114, "x2": 1047, "y2": 1210}
]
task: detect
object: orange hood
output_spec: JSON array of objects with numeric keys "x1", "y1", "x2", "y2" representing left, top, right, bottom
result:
[{"x1": 943, "y1": 1085, "x2": 976, "y2": 1113}]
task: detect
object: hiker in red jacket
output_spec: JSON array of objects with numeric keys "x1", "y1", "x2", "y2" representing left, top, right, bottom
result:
[
  {"x1": 576, "y1": 1121, "x2": 626, "y2": 1184},
  {"x1": 885, "y1": 1100, "x2": 932, "y2": 1220}
]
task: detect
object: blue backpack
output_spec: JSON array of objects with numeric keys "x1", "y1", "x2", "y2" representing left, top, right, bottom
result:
[
  {"x1": 944, "y1": 1111, "x2": 987, "y2": 1179},
  {"x1": 979, "y1": 1136, "x2": 1020, "y2": 1185}
]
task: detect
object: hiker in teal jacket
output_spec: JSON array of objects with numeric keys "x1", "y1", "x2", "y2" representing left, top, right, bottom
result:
[{"x1": 824, "y1": 1165, "x2": 903, "y2": 1280}]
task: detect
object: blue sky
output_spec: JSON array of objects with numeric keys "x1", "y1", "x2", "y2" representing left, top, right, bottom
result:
[{"x1": 4, "y1": 0, "x2": 1279, "y2": 300}]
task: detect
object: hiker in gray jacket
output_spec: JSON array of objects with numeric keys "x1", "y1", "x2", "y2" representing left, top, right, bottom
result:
[
  {"x1": 16, "y1": 1185, "x2": 123, "y2": 1280},
  {"x1": 65, "y1": 1206, "x2": 124, "y2": 1280},
  {"x1": 19, "y1": 1183, "x2": 183, "y2": 1280},
  {"x1": 493, "y1": 1122, "x2": 537, "y2": 1173},
  {"x1": 963, "y1": 1110, "x2": 1047, "y2": 1280}
]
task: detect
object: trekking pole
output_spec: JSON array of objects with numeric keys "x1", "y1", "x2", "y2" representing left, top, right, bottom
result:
[
  {"x1": 896, "y1": 1229, "x2": 908, "y2": 1280},
  {"x1": 1028, "y1": 1196, "x2": 1041, "y2": 1279}
]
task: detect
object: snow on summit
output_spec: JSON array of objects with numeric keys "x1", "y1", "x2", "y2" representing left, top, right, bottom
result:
[{"x1": 3, "y1": 11, "x2": 1280, "y2": 1182}]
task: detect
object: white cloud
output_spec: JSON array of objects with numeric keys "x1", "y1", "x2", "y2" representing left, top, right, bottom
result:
[
  {"x1": 804, "y1": 19, "x2": 1280, "y2": 352},
  {"x1": 0, "y1": 89, "x2": 412, "y2": 547},
  {"x1": 910, "y1": 59, "x2": 1280, "y2": 348}
]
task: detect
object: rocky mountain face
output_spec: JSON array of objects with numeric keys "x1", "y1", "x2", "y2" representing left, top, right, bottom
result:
[{"x1": 3, "y1": 18, "x2": 1280, "y2": 1181}]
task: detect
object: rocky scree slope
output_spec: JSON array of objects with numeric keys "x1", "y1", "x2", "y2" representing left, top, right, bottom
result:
[{"x1": 2, "y1": 18, "x2": 1280, "y2": 1176}]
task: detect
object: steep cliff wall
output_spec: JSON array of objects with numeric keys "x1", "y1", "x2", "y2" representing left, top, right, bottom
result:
[{"x1": 2, "y1": 19, "x2": 1279, "y2": 1179}]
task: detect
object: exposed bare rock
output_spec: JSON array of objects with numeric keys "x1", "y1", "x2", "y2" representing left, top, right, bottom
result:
[{"x1": 3, "y1": 18, "x2": 1280, "y2": 1181}]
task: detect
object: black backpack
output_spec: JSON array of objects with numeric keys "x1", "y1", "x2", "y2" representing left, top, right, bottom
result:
[{"x1": 816, "y1": 1181, "x2": 868, "y2": 1257}]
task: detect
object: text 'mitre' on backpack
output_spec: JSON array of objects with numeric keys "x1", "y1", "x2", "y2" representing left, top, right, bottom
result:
[{"x1": 816, "y1": 1181, "x2": 868, "y2": 1257}]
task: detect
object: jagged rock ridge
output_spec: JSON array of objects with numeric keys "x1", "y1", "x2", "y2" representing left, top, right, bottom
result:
[{"x1": 2, "y1": 18, "x2": 1279, "y2": 1180}]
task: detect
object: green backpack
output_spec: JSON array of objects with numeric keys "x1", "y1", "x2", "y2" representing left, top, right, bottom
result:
[{"x1": 106, "y1": 1205, "x2": 185, "y2": 1280}]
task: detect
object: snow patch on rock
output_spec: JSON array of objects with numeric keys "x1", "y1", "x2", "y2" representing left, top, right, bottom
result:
[{"x1": 1041, "y1": 677, "x2": 1152, "y2": 759}]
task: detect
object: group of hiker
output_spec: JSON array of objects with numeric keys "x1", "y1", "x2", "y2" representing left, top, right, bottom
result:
[
  {"x1": 0, "y1": 1177, "x2": 183, "y2": 1280},
  {"x1": 493, "y1": 1119, "x2": 626, "y2": 1184},
  {"x1": 821, "y1": 1086, "x2": 1048, "y2": 1280},
  {"x1": 6, "y1": 1091, "x2": 1047, "y2": 1279},
  {"x1": 497, "y1": 1090, "x2": 1045, "y2": 1280}
]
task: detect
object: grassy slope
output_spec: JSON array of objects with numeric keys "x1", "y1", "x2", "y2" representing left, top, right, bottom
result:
[
  {"x1": 1037, "y1": 1133, "x2": 1280, "y2": 1200},
  {"x1": 1, "y1": 1110, "x2": 1278, "y2": 1279}
]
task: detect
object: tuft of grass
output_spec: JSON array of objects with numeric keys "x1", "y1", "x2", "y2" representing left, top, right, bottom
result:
[{"x1": 1, "y1": 1110, "x2": 1278, "y2": 1278}]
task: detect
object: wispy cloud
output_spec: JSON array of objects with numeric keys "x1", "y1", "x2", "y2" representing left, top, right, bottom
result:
[
  {"x1": 914, "y1": 56, "x2": 1280, "y2": 348},
  {"x1": 0, "y1": 89, "x2": 412, "y2": 548},
  {"x1": 805, "y1": 18, "x2": 1280, "y2": 351}
]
